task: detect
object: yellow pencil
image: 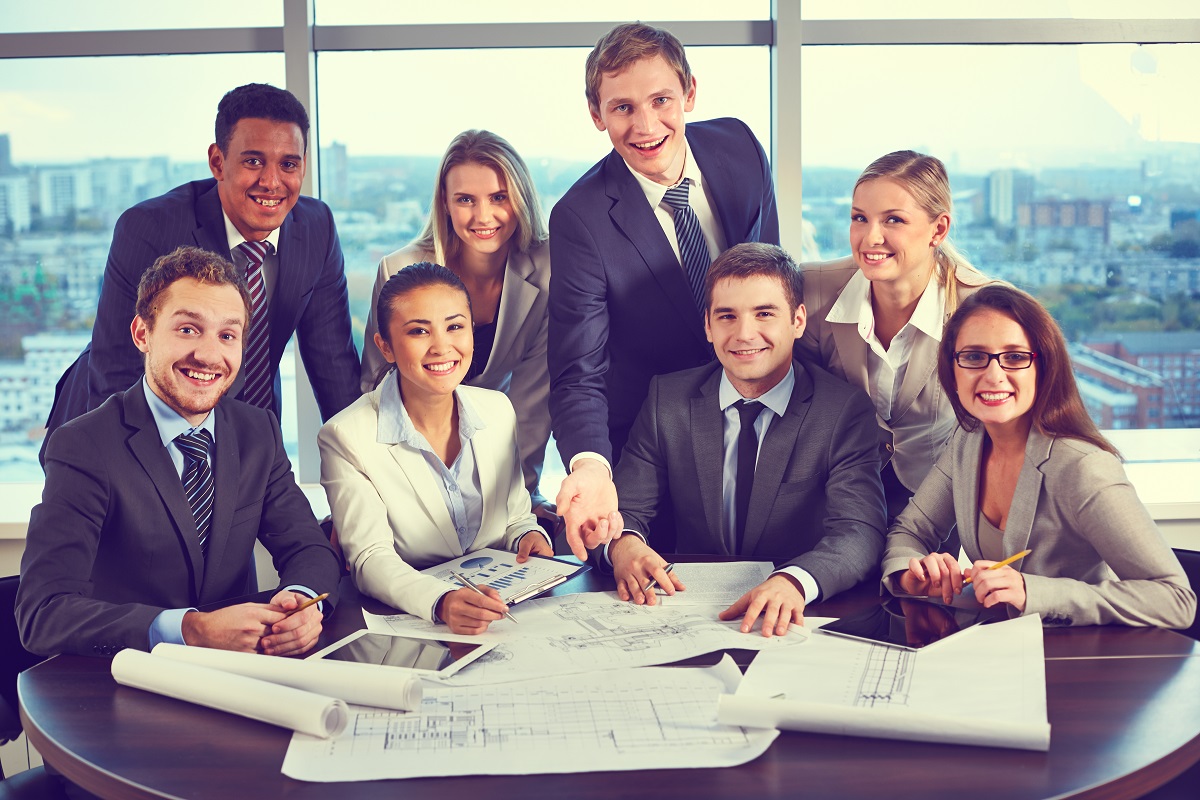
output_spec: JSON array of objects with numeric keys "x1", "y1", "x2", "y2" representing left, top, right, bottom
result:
[
  {"x1": 964, "y1": 550, "x2": 1032, "y2": 584},
  {"x1": 285, "y1": 592, "x2": 329, "y2": 616}
]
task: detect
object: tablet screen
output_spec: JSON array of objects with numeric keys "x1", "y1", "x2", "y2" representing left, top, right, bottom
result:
[
  {"x1": 817, "y1": 596, "x2": 1007, "y2": 651},
  {"x1": 312, "y1": 631, "x2": 495, "y2": 677}
]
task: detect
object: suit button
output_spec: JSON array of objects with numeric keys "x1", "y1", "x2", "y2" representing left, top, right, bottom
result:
[{"x1": 885, "y1": 443, "x2": 895, "y2": 453}]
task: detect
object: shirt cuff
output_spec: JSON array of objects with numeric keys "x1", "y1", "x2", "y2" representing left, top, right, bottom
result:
[
  {"x1": 283, "y1": 584, "x2": 325, "y2": 614},
  {"x1": 569, "y1": 452, "x2": 612, "y2": 479},
  {"x1": 149, "y1": 607, "x2": 195, "y2": 648},
  {"x1": 603, "y1": 529, "x2": 647, "y2": 566},
  {"x1": 516, "y1": 530, "x2": 553, "y2": 553},
  {"x1": 773, "y1": 566, "x2": 820, "y2": 605}
]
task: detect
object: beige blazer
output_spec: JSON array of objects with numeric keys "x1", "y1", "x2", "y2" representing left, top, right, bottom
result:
[
  {"x1": 883, "y1": 426, "x2": 1196, "y2": 628},
  {"x1": 318, "y1": 378, "x2": 539, "y2": 620},
  {"x1": 797, "y1": 257, "x2": 994, "y2": 492},
  {"x1": 361, "y1": 241, "x2": 552, "y2": 504}
]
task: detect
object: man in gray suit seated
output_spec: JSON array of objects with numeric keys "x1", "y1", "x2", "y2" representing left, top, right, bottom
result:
[{"x1": 607, "y1": 243, "x2": 886, "y2": 636}]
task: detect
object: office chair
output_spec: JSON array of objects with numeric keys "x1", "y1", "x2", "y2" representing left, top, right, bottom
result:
[
  {"x1": 1171, "y1": 549, "x2": 1200, "y2": 642},
  {"x1": 0, "y1": 575, "x2": 56, "y2": 795}
]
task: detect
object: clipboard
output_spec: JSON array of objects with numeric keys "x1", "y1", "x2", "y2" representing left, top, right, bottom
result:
[{"x1": 420, "y1": 547, "x2": 590, "y2": 606}]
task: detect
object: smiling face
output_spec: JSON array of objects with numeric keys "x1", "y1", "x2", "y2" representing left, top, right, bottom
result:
[
  {"x1": 953, "y1": 308, "x2": 1038, "y2": 435},
  {"x1": 590, "y1": 54, "x2": 697, "y2": 186},
  {"x1": 208, "y1": 117, "x2": 306, "y2": 242},
  {"x1": 444, "y1": 162, "x2": 516, "y2": 262},
  {"x1": 850, "y1": 177, "x2": 950, "y2": 295},
  {"x1": 374, "y1": 283, "x2": 474, "y2": 404},
  {"x1": 705, "y1": 274, "x2": 805, "y2": 399},
  {"x1": 132, "y1": 277, "x2": 246, "y2": 425}
]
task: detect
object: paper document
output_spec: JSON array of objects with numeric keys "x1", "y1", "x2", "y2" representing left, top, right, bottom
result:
[
  {"x1": 423, "y1": 548, "x2": 589, "y2": 604},
  {"x1": 282, "y1": 655, "x2": 776, "y2": 781},
  {"x1": 660, "y1": 561, "x2": 774, "y2": 605},
  {"x1": 718, "y1": 614, "x2": 1050, "y2": 751},
  {"x1": 365, "y1": 592, "x2": 806, "y2": 684}
]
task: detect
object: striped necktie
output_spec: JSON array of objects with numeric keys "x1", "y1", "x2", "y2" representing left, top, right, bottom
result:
[
  {"x1": 662, "y1": 180, "x2": 711, "y2": 313},
  {"x1": 175, "y1": 429, "x2": 215, "y2": 555},
  {"x1": 235, "y1": 239, "x2": 273, "y2": 410}
]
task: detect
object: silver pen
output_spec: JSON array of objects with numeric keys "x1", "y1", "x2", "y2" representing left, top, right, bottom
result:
[
  {"x1": 450, "y1": 570, "x2": 518, "y2": 624},
  {"x1": 643, "y1": 562, "x2": 676, "y2": 593}
]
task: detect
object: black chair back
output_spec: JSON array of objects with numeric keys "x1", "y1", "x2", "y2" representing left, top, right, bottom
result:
[{"x1": 1172, "y1": 549, "x2": 1200, "y2": 641}]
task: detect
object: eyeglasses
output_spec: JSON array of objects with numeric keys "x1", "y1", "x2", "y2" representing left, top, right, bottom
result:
[{"x1": 953, "y1": 350, "x2": 1038, "y2": 370}]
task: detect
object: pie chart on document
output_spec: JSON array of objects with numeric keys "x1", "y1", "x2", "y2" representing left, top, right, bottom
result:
[{"x1": 460, "y1": 556, "x2": 493, "y2": 569}]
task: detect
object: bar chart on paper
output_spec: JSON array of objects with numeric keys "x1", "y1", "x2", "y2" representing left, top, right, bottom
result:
[{"x1": 420, "y1": 548, "x2": 589, "y2": 604}]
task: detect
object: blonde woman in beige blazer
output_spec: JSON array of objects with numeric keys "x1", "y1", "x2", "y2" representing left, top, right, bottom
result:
[
  {"x1": 325, "y1": 264, "x2": 551, "y2": 634},
  {"x1": 883, "y1": 286, "x2": 1194, "y2": 628},
  {"x1": 797, "y1": 151, "x2": 994, "y2": 518},
  {"x1": 361, "y1": 131, "x2": 552, "y2": 513}
]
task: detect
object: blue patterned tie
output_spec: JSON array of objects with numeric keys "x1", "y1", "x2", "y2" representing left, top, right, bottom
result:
[
  {"x1": 235, "y1": 240, "x2": 273, "y2": 410},
  {"x1": 662, "y1": 180, "x2": 711, "y2": 313},
  {"x1": 176, "y1": 429, "x2": 215, "y2": 555}
]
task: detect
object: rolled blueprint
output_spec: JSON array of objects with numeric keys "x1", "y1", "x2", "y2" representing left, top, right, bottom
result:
[
  {"x1": 111, "y1": 649, "x2": 348, "y2": 738},
  {"x1": 151, "y1": 642, "x2": 423, "y2": 711}
]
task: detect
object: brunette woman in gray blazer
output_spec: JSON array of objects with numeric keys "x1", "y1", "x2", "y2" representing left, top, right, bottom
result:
[{"x1": 883, "y1": 285, "x2": 1194, "y2": 628}]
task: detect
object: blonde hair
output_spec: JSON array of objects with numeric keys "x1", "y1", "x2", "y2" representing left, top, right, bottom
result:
[
  {"x1": 585, "y1": 22, "x2": 692, "y2": 114},
  {"x1": 414, "y1": 130, "x2": 547, "y2": 266},
  {"x1": 855, "y1": 150, "x2": 976, "y2": 317}
]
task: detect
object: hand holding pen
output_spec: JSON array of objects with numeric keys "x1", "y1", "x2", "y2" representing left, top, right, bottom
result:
[{"x1": 451, "y1": 571, "x2": 518, "y2": 624}]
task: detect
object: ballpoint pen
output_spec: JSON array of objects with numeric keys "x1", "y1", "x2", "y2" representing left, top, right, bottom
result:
[
  {"x1": 451, "y1": 571, "x2": 519, "y2": 623},
  {"x1": 643, "y1": 562, "x2": 675, "y2": 593},
  {"x1": 963, "y1": 549, "x2": 1032, "y2": 585}
]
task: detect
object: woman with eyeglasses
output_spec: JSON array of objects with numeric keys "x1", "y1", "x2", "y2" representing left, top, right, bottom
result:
[
  {"x1": 799, "y1": 151, "x2": 994, "y2": 520},
  {"x1": 881, "y1": 285, "x2": 1194, "y2": 627}
]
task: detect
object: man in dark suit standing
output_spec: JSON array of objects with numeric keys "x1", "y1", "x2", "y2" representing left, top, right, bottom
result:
[
  {"x1": 44, "y1": 83, "x2": 359, "y2": 455},
  {"x1": 607, "y1": 244, "x2": 886, "y2": 636},
  {"x1": 549, "y1": 23, "x2": 779, "y2": 559},
  {"x1": 18, "y1": 246, "x2": 341, "y2": 658}
]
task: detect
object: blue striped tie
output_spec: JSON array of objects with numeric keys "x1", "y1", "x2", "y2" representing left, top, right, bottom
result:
[
  {"x1": 662, "y1": 180, "x2": 711, "y2": 313},
  {"x1": 235, "y1": 240, "x2": 273, "y2": 410},
  {"x1": 176, "y1": 429, "x2": 215, "y2": 555}
]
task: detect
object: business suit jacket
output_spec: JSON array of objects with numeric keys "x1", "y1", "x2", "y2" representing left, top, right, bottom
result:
[
  {"x1": 883, "y1": 426, "x2": 1196, "y2": 628},
  {"x1": 360, "y1": 242, "x2": 552, "y2": 505},
  {"x1": 549, "y1": 117, "x2": 780, "y2": 465},
  {"x1": 17, "y1": 385, "x2": 342, "y2": 657},
  {"x1": 615, "y1": 360, "x2": 886, "y2": 600},
  {"x1": 797, "y1": 257, "x2": 994, "y2": 492},
  {"x1": 318, "y1": 378, "x2": 540, "y2": 620},
  {"x1": 44, "y1": 179, "x2": 360, "y2": 443}
]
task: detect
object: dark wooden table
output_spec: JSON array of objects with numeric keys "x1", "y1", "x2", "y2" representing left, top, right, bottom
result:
[{"x1": 19, "y1": 565, "x2": 1200, "y2": 800}]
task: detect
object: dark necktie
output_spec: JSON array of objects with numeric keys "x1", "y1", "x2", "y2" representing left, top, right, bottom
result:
[
  {"x1": 175, "y1": 429, "x2": 215, "y2": 555},
  {"x1": 662, "y1": 180, "x2": 711, "y2": 313},
  {"x1": 235, "y1": 240, "x2": 273, "y2": 410},
  {"x1": 735, "y1": 400, "x2": 766, "y2": 555}
]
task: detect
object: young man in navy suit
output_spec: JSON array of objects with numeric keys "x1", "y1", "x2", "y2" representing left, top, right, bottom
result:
[
  {"x1": 549, "y1": 23, "x2": 780, "y2": 558},
  {"x1": 43, "y1": 83, "x2": 360, "y2": 457},
  {"x1": 18, "y1": 246, "x2": 341, "y2": 658}
]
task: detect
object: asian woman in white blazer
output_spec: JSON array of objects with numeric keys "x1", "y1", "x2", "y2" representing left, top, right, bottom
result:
[
  {"x1": 322, "y1": 264, "x2": 552, "y2": 634},
  {"x1": 883, "y1": 285, "x2": 1194, "y2": 628},
  {"x1": 361, "y1": 130, "x2": 553, "y2": 515}
]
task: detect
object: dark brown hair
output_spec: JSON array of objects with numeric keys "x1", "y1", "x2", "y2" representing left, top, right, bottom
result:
[
  {"x1": 938, "y1": 284, "x2": 1119, "y2": 457},
  {"x1": 215, "y1": 83, "x2": 310, "y2": 153},
  {"x1": 703, "y1": 243, "x2": 804, "y2": 313},
  {"x1": 135, "y1": 245, "x2": 250, "y2": 329}
]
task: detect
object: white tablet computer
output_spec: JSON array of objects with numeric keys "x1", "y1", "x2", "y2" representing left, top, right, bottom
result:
[{"x1": 308, "y1": 630, "x2": 496, "y2": 678}]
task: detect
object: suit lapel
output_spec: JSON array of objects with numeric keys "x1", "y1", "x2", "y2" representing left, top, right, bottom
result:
[
  {"x1": 958, "y1": 429, "x2": 984, "y2": 559},
  {"x1": 892, "y1": 334, "x2": 939, "y2": 422},
  {"x1": 1000, "y1": 429, "x2": 1051, "y2": 561},
  {"x1": 830, "y1": 322, "x2": 870, "y2": 390},
  {"x1": 742, "y1": 364, "x2": 812, "y2": 556},
  {"x1": 479, "y1": 250, "x2": 538, "y2": 383},
  {"x1": 193, "y1": 184, "x2": 230, "y2": 255},
  {"x1": 388, "y1": 444, "x2": 462, "y2": 555},
  {"x1": 268, "y1": 215, "x2": 306, "y2": 362},
  {"x1": 689, "y1": 132, "x2": 745, "y2": 250},
  {"x1": 122, "y1": 387, "x2": 205, "y2": 596},
  {"x1": 690, "y1": 371, "x2": 726, "y2": 554},
  {"x1": 201, "y1": 403, "x2": 240, "y2": 601},
  {"x1": 604, "y1": 153, "x2": 706, "y2": 343}
]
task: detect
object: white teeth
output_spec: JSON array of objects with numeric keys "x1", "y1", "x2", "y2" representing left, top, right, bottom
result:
[
  {"x1": 632, "y1": 137, "x2": 666, "y2": 149},
  {"x1": 863, "y1": 253, "x2": 890, "y2": 262},
  {"x1": 184, "y1": 369, "x2": 217, "y2": 381},
  {"x1": 424, "y1": 362, "x2": 456, "y2": 373},
  {"x1": 473, "y1": 228, "x2": 497, "y2": 235},
  {"x1": 254, "y1": 197, "x2": 282, "y2": 207},
  {"x1": 980, "y1": 392, "x2": 1011, "y2": 401}
]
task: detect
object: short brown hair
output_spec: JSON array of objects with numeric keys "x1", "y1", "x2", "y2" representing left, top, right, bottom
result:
[
  {"x1": 938, "y1": 284, "x2": 1118, "y2": 457},
  {"x1": 585, "y1": 23, "x2": 692, "y2": 113},
  {"x1": 135, "y1": 245, "x2": 251, "y2": 329},
  {"x1": 703, "y1": 243, "x2": 804, "y2": 313}
]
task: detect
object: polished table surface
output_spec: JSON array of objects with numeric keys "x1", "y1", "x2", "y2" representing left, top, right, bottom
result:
[{"x1": 19, "y1": 565, "x2": 1200, "y2": 800}]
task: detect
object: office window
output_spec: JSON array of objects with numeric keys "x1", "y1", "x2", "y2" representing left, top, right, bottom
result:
[
  {"x1": 801, "y1": 43, "x2": 1200, "y2": 432},
  {"x1": 0, "y1": 4, "x2": 281, "y2": 33},
  {"x1": 800, "y1": 1, "x2": 1195, "y2": 21},
  {"x1": 319, "y1": 1, "x2": 770, "y2": 25},
  {"x1": 0, "y1": 54, "x2": 286, "y2": 481}
]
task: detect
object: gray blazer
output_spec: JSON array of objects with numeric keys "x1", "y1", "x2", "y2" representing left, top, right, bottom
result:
[
  {"x1": 797, "y1": 257, "x2": 994, "y2": 492},
  {"x1": 883, "y1": 426, "x2": 1196, "y2": 628},
  {"x1": 361, "y1": 241, "x2": 551, "y2": 506},
  {"x1": 615, "y1": 359, "x2": 886, "y2": 600}
]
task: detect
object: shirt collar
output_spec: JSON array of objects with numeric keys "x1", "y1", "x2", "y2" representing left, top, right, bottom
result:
[
  {"x1": 623, "y1": 136, "x2": 702, "y2": 210},
  {"x1": 825, "y1": 270, "x2": 946, "y2": 343},
  {"x1": 222, "y1": 211, "x2": 281, "y2": 255},
  {"x1": 376, "y1": 370, "x2": 486, "y2": 449},
  {"x1": 718, "y1": 363, "x2": 795, "y2": 418},
  {"x1": 142, "y1": 377, "x2": 216, "y2": 448}
]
